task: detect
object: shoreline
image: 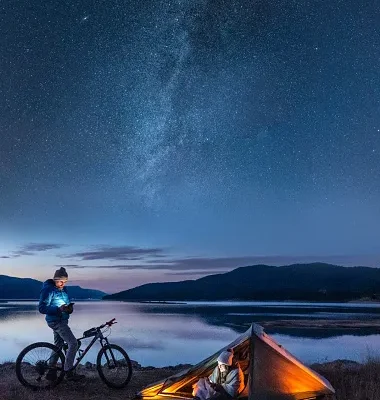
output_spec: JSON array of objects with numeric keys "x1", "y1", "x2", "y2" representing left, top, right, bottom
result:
[
  {"x1": 0, "y1": 357, "x2": 365, "y2": 370},
  {"x1": 0, "y1": 297, "x2": 380, "y2": 305},
  {"x1": 260, "y1": 319, "x2": 380, "y2": 329},
  {"x1": 1, "y1": 359, "x2": 378, "y2": 400}
]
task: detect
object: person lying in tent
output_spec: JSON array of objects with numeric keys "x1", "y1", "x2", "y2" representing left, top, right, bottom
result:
[{"x1": 193, "y1": 349, "x2": 244, "y2": 400}]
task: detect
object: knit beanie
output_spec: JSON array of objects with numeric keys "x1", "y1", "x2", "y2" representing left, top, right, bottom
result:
[
  {"x1": 217, "y1": 349, "x2": 234, "y2": 366},
  {"x1": 53, "y1": 267, "x2": 68, "y2": 281}
]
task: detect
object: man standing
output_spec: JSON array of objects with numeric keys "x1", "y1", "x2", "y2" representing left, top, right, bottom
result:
[{"x1": 38, "y1": 267, "x2": 84, "y2": 381}]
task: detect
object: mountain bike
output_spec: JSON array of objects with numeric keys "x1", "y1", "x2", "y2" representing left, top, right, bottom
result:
[{"x1": 15, "y1": 318, "x2": 132, "y2": 390}]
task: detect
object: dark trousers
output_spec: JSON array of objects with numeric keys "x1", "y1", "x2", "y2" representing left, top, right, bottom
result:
[{"x1": 47, "y1": 320, "x2": 77, "y2": 371}]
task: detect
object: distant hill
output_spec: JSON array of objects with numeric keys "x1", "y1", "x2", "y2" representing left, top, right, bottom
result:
[
  {"x1": 0, "y1": 275, "x2": 106, "y2": 299},
  {"x1": 103, "y1": 263, "x2": 380, "y2": 302}
]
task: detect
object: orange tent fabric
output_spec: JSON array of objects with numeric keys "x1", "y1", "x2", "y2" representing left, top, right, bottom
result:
[{"x1": 137, "y1": 323, "x2": 335, "y2": 400}]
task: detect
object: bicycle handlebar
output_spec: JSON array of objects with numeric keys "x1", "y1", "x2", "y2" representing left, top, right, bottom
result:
[
  {"x1": 99, "y1": 318, "x2": 117, "y2": 329},
  {"x1": 82, "y1": 318, "x2": 117, "y2": 337}
]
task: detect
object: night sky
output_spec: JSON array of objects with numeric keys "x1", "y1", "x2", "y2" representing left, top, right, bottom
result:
[{"x1": 1, "y1": 0, "x2": 380, "y2": 293}]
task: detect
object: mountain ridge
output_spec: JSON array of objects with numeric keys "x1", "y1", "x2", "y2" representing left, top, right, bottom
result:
[
  {"x1": 103, "y1": 263, "x2": 380, "y2": 302},
  {"x1": 0, "y1": 275, "x2": 107, "y2": 299}
]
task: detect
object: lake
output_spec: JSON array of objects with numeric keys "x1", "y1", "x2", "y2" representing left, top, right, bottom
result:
[{"x1": 1, "y1": 300, "x2": 380, "y2": 367}]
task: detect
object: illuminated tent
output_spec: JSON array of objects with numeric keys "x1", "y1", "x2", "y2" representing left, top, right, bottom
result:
[{"x1": 136, "y1": 323, "x2": 335, "y2": 400}]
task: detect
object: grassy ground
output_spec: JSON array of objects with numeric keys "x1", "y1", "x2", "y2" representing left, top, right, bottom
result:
[
  {"x1": 0, "y1": 362, "x2": 181, "y2": 400},
  {"x1": 312, "y1": 359, "x2": 380, "y2": 400},
  {"x1": 1, "y1": 360, "x2": 380, "y2": 400}
]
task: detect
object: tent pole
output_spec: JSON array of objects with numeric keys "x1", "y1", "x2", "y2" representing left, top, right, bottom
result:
[{"x1": 248, "y1": 324, "x2": 255, "y2": 400}]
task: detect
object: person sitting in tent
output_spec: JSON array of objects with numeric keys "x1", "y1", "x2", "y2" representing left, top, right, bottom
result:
[{"x1": 193, "y1": 349, "x2": 244, "y2": 400}]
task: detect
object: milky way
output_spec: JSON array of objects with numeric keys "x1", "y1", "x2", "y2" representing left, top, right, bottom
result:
[{"x1": 1, "y1": 0, "x2": 380, "y2": 291}]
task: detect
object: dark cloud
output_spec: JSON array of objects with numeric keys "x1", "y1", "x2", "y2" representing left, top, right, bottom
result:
[
  {"x1": 60, "y1": 245, "x2": 167, "y2": 261},
  {"x1": 55, "y1": 264, "x2": 83, "y2": 268},
  {"x1": 11, "y1": 251, "x2": 32, "y2": 257},
  {"x1": 74, "y1": 264, "x2": 146, "y2": 269},
  {"x1": 6, "y1": 243, "x2": 66, "y2": 258},
  {"x1": 70, "y1": 256, "x2": 259, "y2": 271},
  {"x1": 164, "y1": 270, "x2": 229, "y2": 276},
  {"x1": 52, "y1": 254, "x2": 380, "y2": 275},
  {"x1": 21, "y1": 243, "x2": 65, "y2": 252},
  {"x1": 147, "y1": 256, "x2": 259, "y2": 270}
]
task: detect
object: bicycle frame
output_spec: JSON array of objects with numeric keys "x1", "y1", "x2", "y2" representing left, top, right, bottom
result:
[{"x1": 54, "y1": 327, "x2": 117, "y2": 371}]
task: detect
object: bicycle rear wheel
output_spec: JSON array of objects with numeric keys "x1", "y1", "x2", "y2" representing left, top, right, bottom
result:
[
  {"x1": 96, "y1": 343, "x2": 132, "y2": 388},
  {"x1": 15, "y1": 342, "x2": 65, "y2": 390}
]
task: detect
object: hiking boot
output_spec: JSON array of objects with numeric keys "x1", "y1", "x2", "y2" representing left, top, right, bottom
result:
[
  {"x1": 65, "y1": 369, "x2": 85, "y2": 381},
  {"x1": 45, "y1": 368, "x2": 58, "y2": 381}
]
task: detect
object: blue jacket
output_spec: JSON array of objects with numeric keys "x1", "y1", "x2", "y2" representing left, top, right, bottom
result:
[{"x1": 38, "y1": 279, "x2": 70, "y2": 323}]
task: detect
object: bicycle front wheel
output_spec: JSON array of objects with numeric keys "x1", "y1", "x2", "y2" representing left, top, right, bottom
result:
[
  {"x1": 96, "y1": 343, "x2": 132, "y2": 388},
  {"x1": 15, "y1": 341, "x2": 65, "y2": 390}
]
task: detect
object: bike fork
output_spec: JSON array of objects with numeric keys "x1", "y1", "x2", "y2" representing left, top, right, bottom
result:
[{"x1": 101, "y1": 339, "x2": 117, "y2": 367}]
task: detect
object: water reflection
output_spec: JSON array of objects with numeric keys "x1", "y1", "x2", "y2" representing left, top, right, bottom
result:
[
  {"x1": 0, "y1": 300, "x2": 379, "y2": 367},
  {"x1": 135, "y1": 301, "x2": 380, "y2": 337}
]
